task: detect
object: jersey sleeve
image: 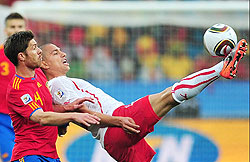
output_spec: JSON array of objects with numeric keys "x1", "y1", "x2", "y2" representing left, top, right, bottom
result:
[
  {"x1": 48, "y1": 77, "x2": 80, "y2": 105},
  {"x1": 7, "y1": 88, "x2": 42, "y2": 119}
]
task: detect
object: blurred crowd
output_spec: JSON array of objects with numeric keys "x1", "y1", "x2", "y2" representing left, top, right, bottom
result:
[
  {"x1": 26, "y1": 20, "x2": 249, "y2": 81},
  {"x1": 0, "y1": 0, "x2": 249, "y2": 82}
]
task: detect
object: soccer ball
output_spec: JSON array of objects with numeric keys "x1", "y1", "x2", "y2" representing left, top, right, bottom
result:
[{"x1": 203, "y1": 23, "x2": 237, "y2": 57}]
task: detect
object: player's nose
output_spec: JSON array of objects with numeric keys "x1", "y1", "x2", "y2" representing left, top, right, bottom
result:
[
  {"x1": 37, "y1": 47, "x2": 42, "y2": 55},
  {"x1": 61, "y1": 51, "x2": 67, "y2": 57}
]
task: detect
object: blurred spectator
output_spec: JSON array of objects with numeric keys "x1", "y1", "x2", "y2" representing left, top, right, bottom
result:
[
  {"x1": 112, "y1": 27, "x2": 128, "y2": 48},
  {"x1": 111, "y1": 27, "x2": 127, "y2": 64},
  {"x1": 187, "y1": 29, "x2": 204, "y2": 58},
  {"x1": 66, "y1": 27, "x2": 85, "y2": 61},
  {"x1": 86, "y1": 25, "x2": 108, "y2": 46},
  {"x1": 32, "y1": 21, "x2": 52, "y2": 46},
  {"x1": 111, "y1": 27, "x2": 136, "y2": 80},
  {"x1": 49, "y1": 24, "x2": 64, "y2": 49},
  {"x1": 161, "y1": 53, "x2": 194, "y2": 80},
  {"x1": 61, "y1": 27, "x2": 87, "y2": 78},
  {"x1": 136, "y1": 35, "x2": 163, "y2": 81},
  {"x1": 69, "y1": 27, "x2": 85, "y2": 46},
  {"x1": 161, "y1": 36, "x2": 194, "y2": 80},
  {"x1": 120, "y1": 56, "x2": 135, "y2": 80},
  {"x1": 111, "y1": 27, "x2": 128, "y2": 64},
  {"x1": 86, "y1": 45, "x2": 118, "y2": 80}
]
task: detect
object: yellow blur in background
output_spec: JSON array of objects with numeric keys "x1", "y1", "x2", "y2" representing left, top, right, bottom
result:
[{"x1": 57, "y1": 119, "x2": 249, "y2": 162}]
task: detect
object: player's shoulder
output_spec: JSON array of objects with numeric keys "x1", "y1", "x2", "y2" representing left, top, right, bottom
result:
[
  {"x1": 48, "y1": 76, "x2": 74, "y2": 93},
  {"x1": 49, "y1": 76, "x2": 69, "y2": 85},
  {"x1": 10, "y1": 75, "x2": 36, "y2": 92},
  {"x1": 7, "y1": 76, "x2": 29, "y2": 99},
  {"x1": 71, "y1": 77, "x2": 90, "y2": 84}
]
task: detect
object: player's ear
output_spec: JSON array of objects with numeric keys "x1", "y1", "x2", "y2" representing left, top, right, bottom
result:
[
  {"x1": 40, "y1": 60, "x2": 49, "y2": 70},
  {"x1": 17, "y1": 52, "x2": 26, "y2": 62}
]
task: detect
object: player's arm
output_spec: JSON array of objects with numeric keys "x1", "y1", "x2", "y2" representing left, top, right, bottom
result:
[
  {"x1": 55, "y1": 98, "x2": 93, "y2": 137},
  {"x1": 53, "y1": 97, "x2": 94, "y2": 112},
  {"x1": 30, "y1": 109, "x2": 100, "y2": 128},
  {"x1": 78, "y1": 105, "x2": 140, "y2": 134}
]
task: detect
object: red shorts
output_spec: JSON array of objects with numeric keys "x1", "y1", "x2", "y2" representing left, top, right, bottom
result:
[{"x1": 104, "y1": 96, "x2": 161, "y2": 162}]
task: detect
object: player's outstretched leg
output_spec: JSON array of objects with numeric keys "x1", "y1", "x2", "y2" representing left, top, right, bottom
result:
[
  {"x1": 220, "y1": 39, "x2": 248, "y2": 79},
  {"x1": 150, "y1": 60, "x2": 223, "y2": 117},
  {"x1": 150, "y1": 39, "x2": 248, "y2": 117}
]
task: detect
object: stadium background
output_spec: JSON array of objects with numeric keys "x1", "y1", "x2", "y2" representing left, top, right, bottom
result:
[{"x1": 0, "y1": 1, "x2": 249, "y2": 162}]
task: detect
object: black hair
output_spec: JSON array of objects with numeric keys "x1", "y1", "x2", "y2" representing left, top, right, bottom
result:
[
  {"x1": 5, "y1": 12, "x2": 25, "y2": 25},
  {"x1": 4, "y1": 30, "x2": 34, "y2": 66}
]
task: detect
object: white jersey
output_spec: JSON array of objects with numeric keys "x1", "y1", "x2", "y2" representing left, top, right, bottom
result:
[{"x1": 48, "y1": 76, "x2": 124, "y2": 147}]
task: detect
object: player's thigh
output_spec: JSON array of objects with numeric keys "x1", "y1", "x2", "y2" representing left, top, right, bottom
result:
[
  {"x1": 104, "y1": 129, "x2": 155, "y2": 162},
  {"x1": 0, "y1": 125, "x2": 14, "y2": 162},
  {"x1": 107, "y1": 96, "x2": 161, "y2": 146},
  {"x1": 105, "y1": 126, "x2": 133, "y2": 147}
]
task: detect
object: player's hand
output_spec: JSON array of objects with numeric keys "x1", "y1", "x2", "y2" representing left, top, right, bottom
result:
[
  {"x1": 65, "y1": 97, "x2": 94, "y2": 111},
  {"x1": 119, "y1": 117, "x2": 140, "y2": 134},
  {"x1": 73, "y1": 113, "x2": 101, "y2": 128}
]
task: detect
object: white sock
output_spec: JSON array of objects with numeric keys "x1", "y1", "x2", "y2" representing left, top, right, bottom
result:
[{"x1": 171, "y1": 61, "x2": 223, "y2": 103}]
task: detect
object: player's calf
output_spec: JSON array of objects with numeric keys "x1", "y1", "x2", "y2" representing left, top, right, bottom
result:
[{"x1": 171, "y1": 62, "x2": 222, "y2": 103}]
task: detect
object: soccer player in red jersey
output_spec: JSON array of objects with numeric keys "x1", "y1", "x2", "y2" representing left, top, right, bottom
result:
[
  {"x1": 0, "y1": 13, "x2": 26, "y2": 162},
  {"x1": 4, "y1": 31, "x2": 103, "y2": 162},
  {"x1": 0, "y1": 13, "x2": 51, "y2": 162},
  {"x1": 40, "y1": 40, "x2": 247, "y2": 162}
]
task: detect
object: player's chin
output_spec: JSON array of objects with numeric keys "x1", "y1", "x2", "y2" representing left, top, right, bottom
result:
[{"x1": 65, "y1": 66, "x2": 70, "y2": 72}]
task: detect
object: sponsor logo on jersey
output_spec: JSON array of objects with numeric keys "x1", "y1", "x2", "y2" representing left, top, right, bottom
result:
[
  {"x1": 56, "y1": 89, "x2": 64, "y2": 99},
  {"x1": 37, "y1": 82, "x2": 42, "y2": 88},
  {"x1": 21, "y1": 94, "x2": 33, "y2": 105}
]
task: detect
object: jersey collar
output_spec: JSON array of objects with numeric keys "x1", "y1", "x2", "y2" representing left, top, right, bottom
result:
[{"x1": 15, "y1": 74, "x2": 36, "y2": 80}]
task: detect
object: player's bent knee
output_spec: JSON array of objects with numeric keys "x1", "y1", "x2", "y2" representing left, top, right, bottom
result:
[{"x1": 149, "y1": 87, "x2": 179, "y2": 117}]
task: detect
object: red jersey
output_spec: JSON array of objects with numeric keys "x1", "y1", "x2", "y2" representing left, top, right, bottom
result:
[
  {"x1": 0, "y1": 44, "x2": 16, "y2": 114},
  {"x1": 6, "y1": 71, "x2": 58, "y2": 161}
]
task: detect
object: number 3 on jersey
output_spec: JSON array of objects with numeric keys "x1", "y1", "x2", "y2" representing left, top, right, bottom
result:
[{"x1": 0, "y1": 61, "x2": 10, "y2": 76}]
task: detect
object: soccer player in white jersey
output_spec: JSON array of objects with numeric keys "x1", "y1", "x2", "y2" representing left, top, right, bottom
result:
[{"x1": 40, "y1": 40, "x2": 247, "y2": 162}]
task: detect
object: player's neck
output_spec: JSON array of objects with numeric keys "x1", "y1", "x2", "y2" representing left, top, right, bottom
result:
[{"x1": 16, "y1": 66, "x2": 36, "y2": 78}]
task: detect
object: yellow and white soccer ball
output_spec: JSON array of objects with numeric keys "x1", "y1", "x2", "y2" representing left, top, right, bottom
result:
[{"x1": 203, "y1": 23, "x2": 237, "y2": 57}]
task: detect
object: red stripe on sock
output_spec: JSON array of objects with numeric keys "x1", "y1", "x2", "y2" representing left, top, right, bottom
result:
[
  {"x1": 174, "y1": 76, "x2": 218, "y2": 91},
  {"x1": 181, "y1": 70, "x2": 216, "y2": 81}
]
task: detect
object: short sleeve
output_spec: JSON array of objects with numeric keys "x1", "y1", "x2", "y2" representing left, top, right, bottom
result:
[
  {"x1": 48, "y1": 77, "x2": 80, "y2": 105},
  {"x1": 7, "y1": 88, "x2": 42, "y2": 118}
]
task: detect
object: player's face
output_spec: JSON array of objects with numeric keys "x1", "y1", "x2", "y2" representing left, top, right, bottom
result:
[
  {"x1": 23, "y1": 39, "x2": 42, "y2": 69},
  {"x1": 5, "y1": 19, "x2": 26, "y2": 37},
  {"x1": 43, "y1": 44, "x2": 70, "y2": 75}
]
